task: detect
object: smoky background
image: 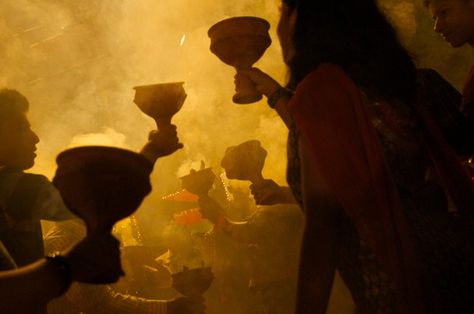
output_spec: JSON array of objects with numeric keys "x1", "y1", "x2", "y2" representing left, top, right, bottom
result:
[
  {"x1": 0, "y1": 0, "x2": 471, "y2": 191},
  {"x1": 0, "y1": 0, "x2": 471, "y2": 313}
]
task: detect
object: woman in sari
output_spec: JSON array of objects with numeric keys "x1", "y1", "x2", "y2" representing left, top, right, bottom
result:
[{"x1": 240, "y1": 0, "x2": 474, "y2": 313}]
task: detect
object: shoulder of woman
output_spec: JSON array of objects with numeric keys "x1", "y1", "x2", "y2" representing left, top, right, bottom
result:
[
  {"x1": 296, "y1": 63, "x2": 352, "y2": 92},
  {"x1": 289, "y1": 63, "x2": 359, "y2": 115}
]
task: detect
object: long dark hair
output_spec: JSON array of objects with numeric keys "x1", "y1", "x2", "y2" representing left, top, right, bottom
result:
[{"x1": 283, "y1": 0, "x2": 417, "y2": 104}]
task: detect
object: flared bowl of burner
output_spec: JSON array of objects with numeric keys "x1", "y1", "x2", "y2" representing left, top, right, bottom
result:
[
  {"x1": 208, "y1": 16, "x2": 271, "y2": 69},
  {"x1": 180, "y1": 168, "x2": 216, "y2": 196},
  {"x1": 208, "y1": 16, "x2": 271, "y2": 104},
  {"x1": 53, "y1": 146, "x2": 153, "y2": 233},
  {"x1": 134, "y1": 82, "x2": 186, "y2": 128}
]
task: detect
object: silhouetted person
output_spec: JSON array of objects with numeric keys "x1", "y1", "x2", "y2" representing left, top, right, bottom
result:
[
  {"x1": 424, "y1": 0, "x2": 474, "y2": 119},
  {"x1": 238, "y1": 0, "x2": 474, "y2": 313},
  {"x1": 0, "y1": 228, "x2": 122, "y2": 313},
  {"x1": 199, "y1": 140, "x2": 304, "y2": 314},
  {"x1": 45, "y1": 219, "x2": 205, "y2": 314},
  {"x1": 0, "y1": 88, "x2": 184, "y2": 313},
  {"x1": 0, "y1": 89, "x2": 73, "y2": 268}
]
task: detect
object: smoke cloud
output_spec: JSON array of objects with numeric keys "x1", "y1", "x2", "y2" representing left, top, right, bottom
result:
[
  {"x1": 1, "y1": 0, "x2": 470, "y2": 185},
  {"x1": 1, "y1": 1, "x2": 472, "y2": 312}
]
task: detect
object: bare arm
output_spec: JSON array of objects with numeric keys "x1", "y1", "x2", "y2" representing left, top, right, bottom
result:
[
  {"x1": 273, "y1": 92, "x2": 293, "y2": 128},
  {"x1": 0, "y1": 233, "x2": 123, "y2": 312},
  {"x1": 239, "y1": 68, "x2": 294, "y2": 128},
  {"x1": 0, "y1": 258, "x2": 65, "y2": 313},
  {"x1": 295, "y1": 136, "x2": 340, "y2": 314},
  {"x1": 140, "y1": 124, "x2": 183, "y2": 163}
]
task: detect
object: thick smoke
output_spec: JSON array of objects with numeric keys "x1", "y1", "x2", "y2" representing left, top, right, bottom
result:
[
  {"x1": 1, "y1": 0, "x2": 471, "y2": 186},
  {"x1": 0, "y1": 0, "x2": 288, "y2": 190},
  {"x1": 0, "y1": 1, "x2": 472, "y2": 313}
]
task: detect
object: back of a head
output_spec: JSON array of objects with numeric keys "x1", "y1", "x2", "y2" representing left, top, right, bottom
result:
[
  {"x1": 0, "y1": 89, "x2": 29, "y2": 127},
  {"x1": 283, "y1": 0, "x2": 418, "y2": 104}
]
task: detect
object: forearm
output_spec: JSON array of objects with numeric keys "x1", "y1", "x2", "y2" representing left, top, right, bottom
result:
[
  {"x1": 140, "y1": 146, "x2": 160, "y2": 164},
  {"x1": 296, "y1": 214, "x2": 337, "y2": 314},
  {"x1": 297, "y1": 137, "x2": 340, "y2": 314},
  {"x1": 273, "y1": 94, "x2": 293, "y2": 129},
  {"x1": 279, "y1": 186, "x2": 298, "y2": 204},
  {"x1": 0, "y1": 258, "x2": 65, "y2": 312}
]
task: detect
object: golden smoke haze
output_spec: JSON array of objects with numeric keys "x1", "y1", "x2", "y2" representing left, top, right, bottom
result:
[
  {"x1": 0, "y1": 0, "x2": 471, "y2": 191},
  {"x1": 1, "y1": 2, "x2": 471, "y2": 313}
]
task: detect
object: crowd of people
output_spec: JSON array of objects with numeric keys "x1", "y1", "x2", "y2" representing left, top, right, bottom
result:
[{"x1": 1, "y1": 0, "x2": 474, "y2": 313}]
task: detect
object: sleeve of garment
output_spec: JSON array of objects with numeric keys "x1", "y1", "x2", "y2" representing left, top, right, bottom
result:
[
  {"x1": 288, "y1": 63, "x2": 376, "y2": 221},
  {"x1": 288, "y1": 63, "x2": 425, "y2": 313},
  {"x1": 7, "y1": 174, "x2": 75, "y2": 221}
]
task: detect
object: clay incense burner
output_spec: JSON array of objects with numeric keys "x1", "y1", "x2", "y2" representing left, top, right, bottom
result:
[
  {"x1": 53, "y1": 146, "x2": 153, "y2": 235},
  {"x1": 208, "y1": 16, "x2": 271, "y2": 104},
  {"x1": 180, "y1": 162, "x2": 216, "y2": 197},
  {"x1": 133, "y1": 82, "x2": 186, "y2": 129}
]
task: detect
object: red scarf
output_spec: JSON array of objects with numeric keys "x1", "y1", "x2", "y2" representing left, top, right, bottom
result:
[{"x1": 288, "y1": 64, "x2": 424, "y2": 313}]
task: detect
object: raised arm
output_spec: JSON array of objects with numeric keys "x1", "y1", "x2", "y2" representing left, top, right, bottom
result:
[
  {"x1": 237, "y1": 68, "x2": 294, "y2": 128},
  {"x1": 140, "y1": 124, "x2": 183, "y2": 163},
  {"x1": 0, "y1": 257, "x2": 66, "y2": 313},
  {"x1": 0, "y1": 234, "x2": 122, "y2": 313}
]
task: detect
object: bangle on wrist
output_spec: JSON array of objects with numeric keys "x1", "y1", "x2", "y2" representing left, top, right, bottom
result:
[
  {"x1": 46, "y1": 251, "x2": 72, "y2": 296},
  {"x1": 267, "y1": 87, "x2": 293, "y2": 109}
]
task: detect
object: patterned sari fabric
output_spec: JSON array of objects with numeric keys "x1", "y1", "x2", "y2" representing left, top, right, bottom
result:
[{"x1": 287, "y1": 64, "x2": 474, "y2": 314}]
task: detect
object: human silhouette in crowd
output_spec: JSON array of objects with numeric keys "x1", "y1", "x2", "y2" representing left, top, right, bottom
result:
[
  {"x1": 424, "y1": 0, "x2": 474, "y2": 119},
  {"x1": 199, "y1": 140, "x2": 304, "y2": 314},
  {"x1": 0, "y1": 89, "x2": 74, "y2": 268},
  {"x1": 422, "y1": 0, "x2": 474, "y2": 179},
  {"x1": 236, "y1": 0, "x2": 474, "y2": 313},
  {"x1": 0, "y1": 227, "x2": 122, "y2": 313},
  {"x1": 45, "y1": 219, "x2": 205, "y2": 314},
  {"x1": 0, "y1": 87, "x2": 183, "y2": 313}
]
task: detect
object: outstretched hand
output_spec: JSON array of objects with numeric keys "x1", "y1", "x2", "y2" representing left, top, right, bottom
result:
[
  {"x1": 141, "y1": 124, "x2": 183, "y2": 162},
  {"x1": 250, "y1": 179, "x2": 297, "y2": 205},
  {"x1": 236, "y1": 68, "x2": 282, "y2": 97},
  {"x1": 64, "y1": 234, "x2": 123, "y2": 284}
]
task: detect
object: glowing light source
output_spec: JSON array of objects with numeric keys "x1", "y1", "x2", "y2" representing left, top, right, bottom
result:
[{"x1": 180, "y1": 34, "x2": 186, "y2": 46}]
